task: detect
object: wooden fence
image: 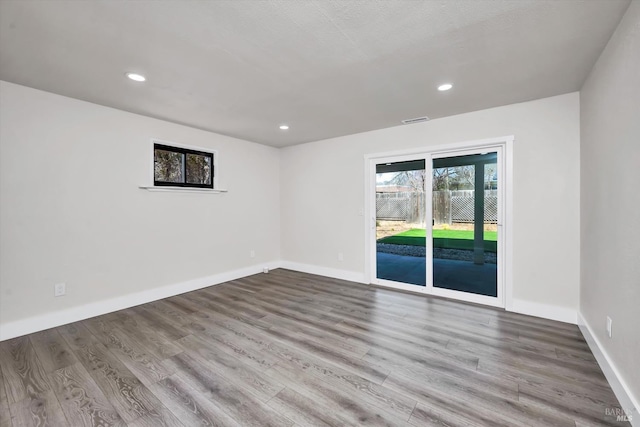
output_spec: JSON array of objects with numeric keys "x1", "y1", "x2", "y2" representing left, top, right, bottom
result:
[{"x1": 376, "y1": 190, "x2": 497, "y2": 224}]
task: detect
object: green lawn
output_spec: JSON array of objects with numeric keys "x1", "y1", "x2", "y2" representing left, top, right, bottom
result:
[{"x1": 378, "y1": 228, "x2": 497, "y2": 252}]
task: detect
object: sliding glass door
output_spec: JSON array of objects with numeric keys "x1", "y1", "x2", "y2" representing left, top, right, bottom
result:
[
  {"x1": 369, "y1": 144, "x2": 505, "y2": 307},
  {"x1": 375, "y1": 158, "x2": 426, "y2": 286},
  {"x1": 430, "y1": 150, "x2": 500, "y2": 303}
]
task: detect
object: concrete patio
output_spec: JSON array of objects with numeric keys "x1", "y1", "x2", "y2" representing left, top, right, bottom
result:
[{"x1": 376, "y1": 252, "x2": 497, "y2": 297}]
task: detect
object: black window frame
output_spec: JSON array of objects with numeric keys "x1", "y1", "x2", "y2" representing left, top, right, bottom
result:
[{"x1": 153, "y1": 143, "x2": 215, "y2": 189}]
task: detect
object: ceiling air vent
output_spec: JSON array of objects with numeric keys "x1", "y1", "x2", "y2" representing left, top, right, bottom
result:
[{"x1": 401, "y1": 116, "x2": 430, "y2": 125}]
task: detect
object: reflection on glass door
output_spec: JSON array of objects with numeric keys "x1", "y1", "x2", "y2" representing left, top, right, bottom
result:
[
  {"x1": 375, "y1": 159, "x2": 426, "y2": 286},
  {"x1": 432, "y1": 153, "x2": 498, "y2": 297}
]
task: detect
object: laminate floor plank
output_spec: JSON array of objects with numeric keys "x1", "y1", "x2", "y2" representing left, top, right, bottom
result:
[
  {"x1": 445, "y1": 334, "x2": 558, "y2": 361},
  {"x1": 221, "y1": 279, "x2": 263, "y2": 293},
  {"x1": 162, "y1": 295, "x2": 201, "y2": 314},
  {"x1": 264, "y1": 363, "x2": 412, "y2": 427},
  {"x1": 384, "y1": 370, "x2": 574, "y2": 427},
  {"x1": 477, "y1": 357, "x2": 621, "y2": 403},
  {"x1": 328, "y1": 305, "x2": 465, "y2": 348},
  {"x1": 0, "y1": 361, "x2": 13, "y2": 427},
  {"x1": 490, "y1": 313, "x2": 581, "y2": 334},
  {"x1": 555, "y1": 346, "x2": 598, "y2": 364},
  {"x1": 391, "y1": 297, "x2": 495, "y2": 327},
  {"x1": 253, "y1": 272, "x2": 369, "y2": 302},
  {"x1": 509, "y1": 323, "x2": 589, "y2": 350},
  {"x1": 162, "y1": 352, "x2": 293, "y2": 427},
  {"x1": 147, "y1": 375, "x2": 241, "y2": 427},
  {"x1": 409, "y1": 403, "x2": 483, "y2": 427},
  {"x1": 196, "y1": 290, "x2": 339, "y2": 337},
  {"x1": 183, "y1": 320, "x2": 281, "y2": 372},
  {"x1": 144, "y1": 301, "x2": 193, "y2": 327},
  {"x1": 389, "y1": 358, "x2": 519, "y2": 403},
  {"x1": 311, "y1": 296, "x2": 418, "y2": 326},
  {"x1": 518, "y1": 382, "x2": 623, "y2": 426},
  {"x1": 201, "y1": 291, "x2": 286, "y2": 321},
  {"x1": 7, "y1": 391, "x2": 67, "y2": 427},
  {"x1": 0, "y1": 337, "x2": 51, "y2": 404},
  {"x1": 334, "y1": 316, "x2": 449, "y2": 349},
  {"x1": 29, "y1": 330, "x2": 78, "y2": 374},
  {"x1": 289, "y1": 351, "x2": 417, "y2": 421},
  {"x1": 195, "y1": 310, "x2": 391, "y2": 388},
  {"x1": 105, "y1": 310, "x2": 182, "y2": 361},
  {"x1": 266, "y1": 386, "x2": 342, "y2": 427},
  {"x1": 0, "y1": 409, "x2": 10, "y2": 426},
  {"x1": 507, "y1": 319, "x2": 585, "y2": 342},
  {"x1": 272, "y1": 323, "x2": 367, "y2": 360},
  {"x1": 214, "y1": 284, "x2": 257, "y2": 296},
  {"x1": 217, "y1": 291, "x2": 341, "y2": 329},
  {"x1": 332, "y1": 320, "x2": 455, "y2": 360},
  {"x1": 0, "y1": 404, "x2": 10, "y2": 427},
  {"x1": 128, "y1": 307, "x2": 188, "y2": 342},
  {"x1": 261, "y1": 324, "x2": 391, "y2": 385},
  {"x1": 363, "y1": 345, "x2": 477, "y2": 381},
  {"x1": 0, "y1": 269, "x2": 628, "y2": 427},
  {"x1": 84, "y1": 320, "x2": 173, "y2": 387},
  {"x1": 180, "y1": 293, "x2": 272, "y2": 329},
  {"x1": 447, "y1": 329, "x2": 595, "y2": 364},
  {"x1": 48, "y1": 362, "x2": 125, "y2": 427},
  {"x1": 58, "y1": 324, "x2": 162, "y2": 423},
  {"x1": 190, "y1": 311, "x2": 412, "y2": 419},
  {"x1": 175, "y1": 334, "x2": 285, "y2": 403},
  {"x1": 126, "y1": 405, "x2": 184, "y2": 427},
  {"x1": 209, "y1": 319, "x2": 415, "y2": 421},
  {"x1": 417, "y1": 311, "x2": 522, "y2": 342},
  {"x1": 256, "y1": 283, "x2": 316, "y2": 300},
  {"x1": 460, "y1": 339, "x2": 608, "y2": 387},
  {"x1": 56, "y1": 323, "x2": 102, "y2": 351},
  {"x1": 260, "y1": 314, "x2": 371, "y2": 358},
  {"x1": 267, "y1": 291, "x2": 337, "y2": 315}
]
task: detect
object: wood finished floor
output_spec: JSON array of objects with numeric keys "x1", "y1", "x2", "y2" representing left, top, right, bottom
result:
[{"x1": 0, "y1": 269, "x2": 628, "y2": 427}]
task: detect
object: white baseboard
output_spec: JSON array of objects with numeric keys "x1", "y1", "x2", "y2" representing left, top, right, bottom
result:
[
  {"x1": 0, "y1": 262, "x2": 278, "y2": 341},
  {"x1": 278, "y1": 261, "x2": 367, "y2": 285},
  {"x1": 508, "y1": 298, "x2": 577, "y2": 324},
  {"x1": 578, "y1": 312, "x2": 639, "y2": 426},
  {"x1": 278, "y1": 263, "x2": 580, "y2": 325}
]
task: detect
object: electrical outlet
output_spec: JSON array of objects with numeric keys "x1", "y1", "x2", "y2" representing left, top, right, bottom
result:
[
  {"x1": 606, "y1": 316, "x2": 612, "y2": 338},
  {"x1": 263, "y1": 267, "x2": 269, "y2": 274},
  {"x1": 250, "y1": 250, "x2": 255, "y2": 258},
  {"x1": 338, "y1": 252, "x2": 344, "y2": 262},
  {"x1": 54, "y1": 283, "x2": 66, "y2": 297}
]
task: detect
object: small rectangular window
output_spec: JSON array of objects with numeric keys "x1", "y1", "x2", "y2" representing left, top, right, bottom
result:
[{"x1": 153, "y1": 143, "x2": 214, "y2": 189}]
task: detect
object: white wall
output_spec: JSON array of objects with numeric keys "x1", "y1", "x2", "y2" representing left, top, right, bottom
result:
[
  {"x1": 0, "y1": 81, "x2": 281, "y2": 334},
  {"x1": 281, "y1": 93, "x2": 581, "y2": 319},
  {"x1": 580, "y1": 0, "x2": 640, "y2": 409},
  {"x1": 0, "y1": 82, "x2": 582, "y2": 337}
]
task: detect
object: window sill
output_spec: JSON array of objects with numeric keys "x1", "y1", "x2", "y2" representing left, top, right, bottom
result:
[{"x1": 138, "y1": 185, "x2": 228, "y2": 194}]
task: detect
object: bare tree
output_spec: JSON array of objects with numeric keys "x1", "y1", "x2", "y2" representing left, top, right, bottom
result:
[
  {"x1": 388, "y1": 170, "x2": 426, "y2": 192},
  {"x1": 155, "y1": 150, "x2": 183, "y2": 183}
]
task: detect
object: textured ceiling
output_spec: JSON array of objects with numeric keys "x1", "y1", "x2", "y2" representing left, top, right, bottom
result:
[{"x1": 0, "y1": 0, "x2": 630, "y2": 147}]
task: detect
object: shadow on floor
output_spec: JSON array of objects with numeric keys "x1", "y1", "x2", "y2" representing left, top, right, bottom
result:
[{"x1": 376, "y1": 252, "x2": 497, "y2": 297}]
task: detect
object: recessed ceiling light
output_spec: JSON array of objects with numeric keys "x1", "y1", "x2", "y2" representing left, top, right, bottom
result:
[
  {"x1": 279, "y1": 125, "x2": 289, "y2": 130},
  {"x1": 438, "y1": 83, "x2": 453, "y2": 91},
  {"x1": 126, "y1": 72, "x2": 146, "y2": 82}
]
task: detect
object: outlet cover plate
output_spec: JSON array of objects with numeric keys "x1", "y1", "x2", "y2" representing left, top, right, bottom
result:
[{"x1": 54, "y1": 283, "x2": 66, "y2": 297}]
